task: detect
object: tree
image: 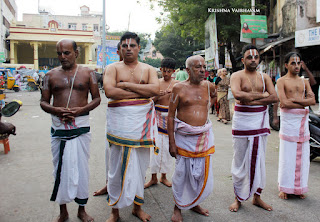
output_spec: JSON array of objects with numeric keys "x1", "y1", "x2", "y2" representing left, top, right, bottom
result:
[
  {"x1": 143, "y1": 57, "x2": 162, "y2": 67},
  {"x1": 149, "y1": 0, "x2": 267, "y2": 71}
]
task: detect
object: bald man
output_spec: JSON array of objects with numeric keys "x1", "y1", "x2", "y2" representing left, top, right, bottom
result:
[
  {"x1": 168, "y1": 55, "x2": 216, "y2": 222},
  {"x1": 40, "y1": 39, "x2": 101, "y2": 222}
]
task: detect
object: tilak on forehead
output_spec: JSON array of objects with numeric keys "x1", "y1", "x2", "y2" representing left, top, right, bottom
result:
[
  {"x1": 126, "y1": 38, "x2": 132, "y2": 49},
  {"x1": 249, "y1": 49, "x2": 258, "y2": 56},
  {"x1": 293, "y1": 56, "x2": 300, "y2": 65}
]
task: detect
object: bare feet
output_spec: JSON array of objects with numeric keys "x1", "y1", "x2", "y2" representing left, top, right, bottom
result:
[
  {"x1": 191, "y1": 205, "x2": 209, "y2": 216},
  {"x1": 78, "y1": 206, "x2": 94, "y2": 222},
  {"x1": 171, "y1": 205, "x2": 183, "y2": 222},
  {"x1": 106, "y1": 208, "x2": 119, "y2": 222},
  {"x1": 160, "y1": 175, "x2": 172, "y2": 187},
  {"x1": 229, "y1": 198, "x2": 241, "y2": 212},
  {"x1": 54, "y1": 214, "x2": 69, "y2": 222},
  {"x1": 93, "y1": 185, "x2": 108, "y2": 196},
  {"x1": 252, "y1": 194, "x2": 272, "y2": 211},
  {"x1": 299, "y1": 194, "x2": 306, "y2": 199},
  {"x1": 54, "y1": 204, "x2": 69, "y2": 222},
  {"x1": 144, "y1": 174, "x2": 158, "y2": 188},
  {"x1": 278, "y1": 192, "x2": 288, "y2": 200},
  {"x1": 132, "y1": 204, "x2": 151, "y2": 222}
]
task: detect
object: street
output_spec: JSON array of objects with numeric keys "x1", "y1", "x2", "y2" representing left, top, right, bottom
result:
[{"x1": 1, "y1": 90, "x2": 320, "y2": 222}]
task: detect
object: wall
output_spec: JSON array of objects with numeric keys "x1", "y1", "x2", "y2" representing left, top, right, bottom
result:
[{"x1": 1, "y1": 0, "x2": 16, "y2": 59}]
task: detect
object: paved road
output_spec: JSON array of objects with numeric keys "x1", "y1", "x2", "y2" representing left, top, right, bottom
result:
[{"x1": 1, "y1": 91, "x2": 320, "y2": 222}]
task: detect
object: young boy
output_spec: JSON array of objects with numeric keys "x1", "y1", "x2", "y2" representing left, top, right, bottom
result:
[
  {"x1": 145, "y1": 57, "x2": 179, "y2": 188},
  {"x1": 277, "y1": 52, "x2": 315, "y2": 199}
]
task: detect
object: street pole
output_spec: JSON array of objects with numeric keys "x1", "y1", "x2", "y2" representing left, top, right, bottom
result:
[
  {"x1": 251, "y1": 0, "x2": 256, "y2": 46},
  {"x1": 102, "y1": 0, "x2": 106, "y2": 70}
]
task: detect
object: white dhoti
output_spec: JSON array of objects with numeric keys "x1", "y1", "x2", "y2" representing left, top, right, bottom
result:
[
  {"x1": 231, "y1": 104, "x2": 270, "y2": 201},
  {"x1": 150, "y1": 105, "x2": 172, "y2": 174},
  {"x1": 106, "y1": 99, "x2": 157, "y2": 208},
  {"x1": 278, "y1": 108, "x2": 310, "y2": 194},
  {"x1": 50, "y1": 115, "x2": 91, "y2": 205},
  {"x1": 172, "y1": 118, "x2": 215, "y2": 210}
]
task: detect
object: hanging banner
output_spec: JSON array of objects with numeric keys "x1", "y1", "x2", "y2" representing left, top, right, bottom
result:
[
  {"x1": 240, "y1": 15, "x2": 268, "y2": 38},
  {"x1": 225, "y1": 48, "x2": 232, "y2": 69},
  {"x1": 205, "y1": 13, "x2": 219, "y2": 69},
  {"x1": 97, "y1": 45, "x2": 119, "y2": 67}
]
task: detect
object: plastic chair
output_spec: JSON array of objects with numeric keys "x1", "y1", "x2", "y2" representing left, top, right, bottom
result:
[{"x1": 0, "y1": 137, "x2": 10, "y2": 154}]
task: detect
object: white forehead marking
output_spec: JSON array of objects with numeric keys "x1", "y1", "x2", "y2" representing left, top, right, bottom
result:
[
  {"x1": 198, "y1": 59, "x2": 203, "y2": 66},
  {"x1": 249, "y1": 49, "x2": 253, "y2": 56},
  {"x1": 294, "y1": 57, "x2": 299, "y2": 64},
  {"x1": 253, "y1": 50, "x2": 258, "y2": 56}
]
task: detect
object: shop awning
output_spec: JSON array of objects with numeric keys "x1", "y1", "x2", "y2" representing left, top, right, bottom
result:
[{"x1": 259, "y1": 36, "x2": 295, "y2": 54}]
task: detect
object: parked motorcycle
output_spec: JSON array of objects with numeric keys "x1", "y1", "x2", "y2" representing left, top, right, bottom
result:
[{"x1": 309, "y1": 109, "x2": 320, "y2": 161}]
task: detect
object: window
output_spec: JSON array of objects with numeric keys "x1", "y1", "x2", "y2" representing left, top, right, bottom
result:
[
  {"x1": 82, "y1": 24, "x2": 87, "y2": 31},
  {"x1": 93, "y1": 24, "x2": 99, "y2": 32},
  {"x1": 68, "y1": 23, "x2": 77, "y2": 30},
  {"x1": 3, "y1": 16, "x2": 10, "y2": 29}
]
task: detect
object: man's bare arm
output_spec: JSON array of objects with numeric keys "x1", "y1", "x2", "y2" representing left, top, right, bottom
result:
[
  {"x1": 301, "y1": 61, "x2": 317, "y2": 86},
  {"x1": 291, "y1": 79, "x2": 316, "y2": 107},
  {"x1": 277, "y1": 78, "x2": 304, "y2": 109},
  {"x1": 117, "y1": 67, "x2": 160, "y2": 97},
  {"x1": 167, "y1": 85, "x2": 180, "y2": 159},
  {"x1": 248, "y1": 74, "x2": 279, "y2": 105},
  {"x1": 103, "y1": 65, "x2": 142, "y2": 99},
  {"x1": 209, "y1": 82, "x2": 216, "y2": 106},
  {"x1": 230, "y1": 72, "x2": 267, "y2": 103}
]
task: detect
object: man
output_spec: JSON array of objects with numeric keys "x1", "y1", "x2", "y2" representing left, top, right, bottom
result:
[
  {"x1": 168, "y1": 55, "x2": 216, "y2": 222},
  {"x1": 175, "y1": 66, "x2": 188, "y2": 81},
  {"x1": 144, "y1": 57, "x2": 179, "y2": 188},
  {"x1": 229, "y1": 44, "x2": 278, "y2": 212},
  {"x1": 104, "y1": 32, "x2": 159, "y2": 222},
  {"x1": 40, "y1": 39, "x2": 101, "y2": 222},
  {"x1": 277, "y1": 52, "x2": 315, "y2": 199},
  {"x1": 93, "y1": 42, "x2": 123, "y2": 197}
]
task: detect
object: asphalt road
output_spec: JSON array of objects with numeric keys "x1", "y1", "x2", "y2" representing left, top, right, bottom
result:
[{"x1": 0, "y1": 91, "x2": 320, "y2": 222}]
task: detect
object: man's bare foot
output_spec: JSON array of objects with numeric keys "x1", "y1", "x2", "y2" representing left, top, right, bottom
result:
[
  {"x1": 93, "y1": 185, "x2": 108, "y2": 196},
  {"x1": 171, "y1": 205, "x2": 183, "y2": 222},
  {"x1": 229, "y1": 198, "x2": 241, "y2": 212},
  {"x1": 191, "y1": 205, "x2": 209, "y2": 216},
  {"x1": 160, "y1": 178, "x2": 172, "y2": 187},
  {"x1": 144, "y1": 177, "x2": 158, "y2": 189},
  {"x1": 106, "y1": 208, "x2": 119, "y2": 222},
  {"x1": 278, "y1": 192, "x2": 288, "y2": 200},
  {"x1": 78, "y1": 206, "x2": 94, "y2": 222},
  {"x1": 132, "y1": 204, "x2": 151, "y2": 222},
  {"x1": 299, "y1": 194, "x2": 306, "y2": 199},
  {"x1": 54, "y1": 214, "x2": 69, "y2": 222},
  {"x1": 252, "y1": 194, "x2": 272, "y2": 211}
]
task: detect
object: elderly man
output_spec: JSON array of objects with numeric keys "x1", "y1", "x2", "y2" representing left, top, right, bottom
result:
[
  {"x1": 104, "y1": 32, "x2": 159, "y2": 222},
  {"x1": 168, "y1": 55, "x2": 216, "y2": 222},
  {"x1": 229, "y1": 44, "x2": 278, "y2": 212},
  {"x1": 40, "y1": 39, "x2": 101, "y2": 222}
]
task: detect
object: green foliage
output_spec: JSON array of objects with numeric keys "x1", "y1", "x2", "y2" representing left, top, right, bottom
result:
[{"x1": 143, "y1": 57, "x2": 162, "y2": 67}]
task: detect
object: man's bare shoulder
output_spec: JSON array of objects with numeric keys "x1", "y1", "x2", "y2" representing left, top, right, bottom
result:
[
  {"x1": 80, "y1": 66, "x2": 94, "y2": 74},
  {"x1": 230, "y1": 70, "x2": 244, "y2": 79},
  {"x1": 172, "y1": 81, "x2": 187, "y2": 91},
  {"x1": 261, "y1": 72, "x2": 272, "y2": 80},
  {"x1": 277, "y1": 75, "x2": 287, "y2": 83},
  {"x1": 46, "y1": 66, "x2": 62, "y2": 77},
  {"x1": 140, "y1": 62, "x2": 156, "y2": 71}
]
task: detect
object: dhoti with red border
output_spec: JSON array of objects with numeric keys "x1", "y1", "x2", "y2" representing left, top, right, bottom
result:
[
  {"x1": 231, "y1": 104, "x2": 270, "y2": 202},
  {"x1": 278, "y1": 108, "x2": 310, "y2": 195}
]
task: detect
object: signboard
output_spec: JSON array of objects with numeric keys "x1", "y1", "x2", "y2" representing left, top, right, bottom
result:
[
  {"x1": 296, "y1": 26, "x2": 320, "y2": 47},
  {"x1": 97, "y1": 45, "x2": 119, "y2": 67},
  {"x1": 225, "y1": 48, "x2": 232, "y2": 69},
  {"x1": 240, "y1": 15, "x2": 268, "y2": 38},
  {"x1": 0, "y1": 52, "x2": 5, "y2": 63},
  {"x1": 317, "y1": 0, "x2": 320, "y2": 23},
  {"x1": 205, "y1": 14, "x2": 219, "y2": 69}
]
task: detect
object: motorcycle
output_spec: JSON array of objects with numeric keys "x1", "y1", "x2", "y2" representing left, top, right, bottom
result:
[{"x1": 309, "y1": 109, "x2": 320, "y2": 161}]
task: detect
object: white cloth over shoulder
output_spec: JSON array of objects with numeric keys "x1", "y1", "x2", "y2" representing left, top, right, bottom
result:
[
  {"x1": 231, "y1": 104, "x2": 270, "y2": 201},
  {"x1": 278, "y1": 108, "x2": 310, "y2": 194},
  {"x1": 50, "y1": 115, "x2": 91, "y2": 205},
  {"x1": 172, "y1": 118, "x2": 215, "y2": 210}
]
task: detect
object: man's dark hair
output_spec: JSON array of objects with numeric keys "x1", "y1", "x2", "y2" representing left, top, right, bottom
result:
[
  {"x1": 72, "y1": 40, "x2": 77, "y2": 51},
  {"x1": 180, "y1": 66, "x2": 184, "y2": 70},
  {"x1": 117, "y1": 42, "x2": 121, "y2": 50},
  {"x1": 120, "y1": 32, "x2": 140, "y2": 45},
  {"x1": 241, "y1": 44, "x2": 259, "y2": 57},
  {"x1": 161, "y1": 58, "x2": 176, "y2": 69},
  {"x1": 284, "y1": 52, "x2": 302, "y2": 64}
]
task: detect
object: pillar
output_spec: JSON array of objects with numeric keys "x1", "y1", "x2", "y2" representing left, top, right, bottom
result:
[
  {"x1": 30, "y1": 42, "x2": 39, "y2": 70},
  {"x1": 10, "y1": 40, "x2": 16, "y2": 64}
]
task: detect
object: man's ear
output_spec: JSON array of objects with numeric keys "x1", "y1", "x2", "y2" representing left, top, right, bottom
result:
[{"x1": 75, "y1": 50, "x2": 79, "y2": 58}]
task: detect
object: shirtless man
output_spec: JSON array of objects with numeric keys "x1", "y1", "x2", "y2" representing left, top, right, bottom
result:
[
  {"x1": 94, "y1": 42, "x2": 123, "y2": 197},
  {"x1": 104, "y1": 32, "x2": 159, "y2": 222},
  {"x1": 40, "y1": 39, "x2": 101, "y2": 222},
  {"x1": 144, "y1": 57, "x2": 179, "y2": 188},
  {"x1": 277, "y1": 52, "x2": 315, "y2": 200},
  {"x1": 168, "y1": 55, "x2": 216, "y2": 222},
  {"x1": 229, "y1": 44, "x2": 278, "y2": 212}
]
